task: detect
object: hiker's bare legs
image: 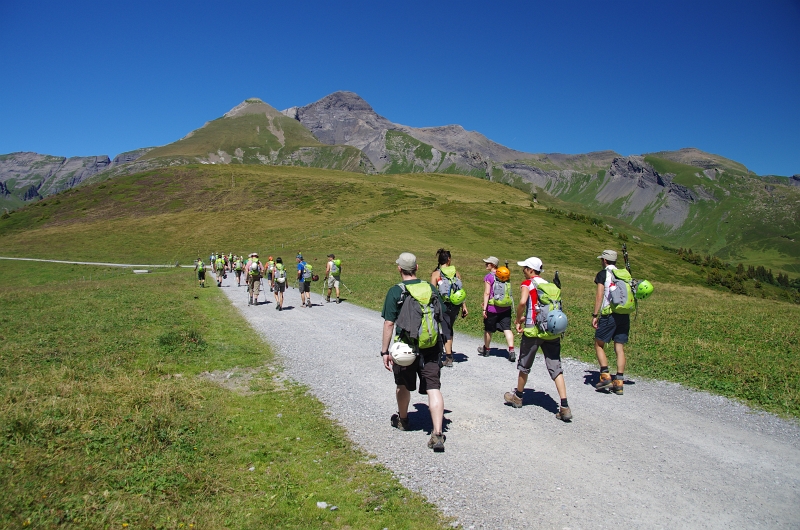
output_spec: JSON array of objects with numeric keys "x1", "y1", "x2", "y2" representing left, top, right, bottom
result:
[
  {"x1": 427, "y1": 389, "x2": 444, "y2": 434},
  {"x1": 503, "y1": 329, "x2": 514, "y2": 349},
  {"x1": 515, "y1": 371, "x2": 529, "y2": 393},
  {"x1": 396, "y1": 386, "x2": 411, "y2": 419},
  {"x1": 554, "y1": 373, "x2": 567, "y2": 400},
  {"x1": 614, "y1": 342, "x2": 626, "y2": 373},
  {"x1": 444, "y1": 339, "x2": 453, "y2": 356},
  {"x1": 483, "y1": 331, "x2": 492, "y2": 350},
  {"x1": 594, "y1": 338, "x2": 609, "y2": 367}
]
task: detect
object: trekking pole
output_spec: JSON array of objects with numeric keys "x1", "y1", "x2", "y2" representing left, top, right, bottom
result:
[
  {"x1": 622, "y1": 243, "x2": 639, "y2": 321},
  {"x1": 553, "y1": 270, "x2": 561, "y2": 289},
  {"x1": 340, "y1": 281, "x2": 353, "y2": 294}
]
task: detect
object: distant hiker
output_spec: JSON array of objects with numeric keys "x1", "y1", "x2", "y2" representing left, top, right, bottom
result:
[
  {"x1": 210, "y1": 253, "x2": 216, "y2": 273},
  {"x1": 325, "y1": 254, "x2": 342, "y2": 303},
  {"x1": 272, "y1": 257, "x2": 287, "y2": 310},
  {"x1": 504, "y1": 257, "x2": 572, "y2": 422},
  {"x1": 246, "y1": 253, "x2": 263, "y2": 306},
  {"x1": 430, "y1": 248, "x2": 467, "y2": 368},
  {"x1": 266, "y1": 256, "x2": 276, "y2": 291},
  {"x1": 215, "y1": 254, "x2": 225, "y2": 287},
  {"x1": 381, "y1": 252, "x2": 446, "y2": 452},
  {"x1": 195, "y1": 258, "x2": 206, "y2": 288},
  {"x1": 592, "y1": 249, "x2": 628, "y2": 395},
  {"x1": 479, "y1": 256, "x2": 516, "y2": 362},
  {"x1": 296, "y1": 254, "x2": 312, "y2": 308},
  {"x1": 233, "y1": 256, "x2": 244, "y2": 287}
]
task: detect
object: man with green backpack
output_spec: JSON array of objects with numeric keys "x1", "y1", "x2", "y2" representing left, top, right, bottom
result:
[
  {"x1": 592, "y1": 249, "x2": 633, "y2": 395},
  {"x1": 325, "y1": 254, "x2": 342, "y2": 304},
  {"x1": 380, "y1": 252, "x2": 446, "y2": 452},
  {"x1": 505, "y1": 257, "x2": 572, "y2": 421}
]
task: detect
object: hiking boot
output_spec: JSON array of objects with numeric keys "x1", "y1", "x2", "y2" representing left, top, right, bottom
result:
[
  {"x1": 556, "y1": 406, "x2": 573, "y2": 422},
  {"x1": 336, "y1": 298, "x2": 341, "y2": 304},
  {"x1": 248, "y1": 299, "x2": 252, "y2": 306},
  {"x1": 278, "y1": 306, "x2": 282, "y2": 312},
  {"x1": 595, "y1": 372, "x2": 613, "y2": 392},
  {"x1": 612, "y1": 379, "x2": 624, "y2": 395},
  {"x1": 444, "y1": 355, "x2": 454, "y2": 368},
  {"x1": 477, "y1": 345, "x2": 489, "y2": 356},
  {"x1": 427, "y1": 433, "x2": 445, "y2": 452},
  {"x1": 508, "y1": 350, "x2": 516, "y2": 363},
  {"x1": 504, "y1": 390, "x2": 523, "y2": 408},
  {"x1": 390, "y1": 414, "x2": 410, "y2": 431},
  {"x1": 325, "y1": 296, "x2": 330, "y2": 303}
]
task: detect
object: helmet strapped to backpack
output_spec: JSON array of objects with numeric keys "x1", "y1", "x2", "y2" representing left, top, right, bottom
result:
[
  {"x1": 604, "y1": 267, "x2": 636, "y2": 314},
  {"x1": 495, "y1": 266, "x2": 510, "y2": 282},
  {"x1": 250, "y1": 258, "x2": 261, "y2": 276},
  {"x1": 634, "y1": 279, "x2": 653, "y2": 300},
  {"x1": 437, "y1": 265, "x2": 465, "y2": 304},
  {"x1": 302, "y1": 263, "x2": 313, "y2": 281},
  {"x1": 275, "y1": 263, "x2": 286, "y2": 283},
  {"x1": 389, "y1": 341, "x2": 417, "y2": 367},
  {"x1": 524, "y1": 278, "x2": 567, "y2": 340},
  {"x1": 488, "y1": 274, "x2": 513, "y2": 308}
]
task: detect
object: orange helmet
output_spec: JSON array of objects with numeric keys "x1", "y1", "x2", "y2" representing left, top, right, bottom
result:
[
  {"x1": 495, "y1": 266, "x2": 510, "y2": 282},
  {"x1": 268, "y1": 256, "x2": 274, "y2": 261}
]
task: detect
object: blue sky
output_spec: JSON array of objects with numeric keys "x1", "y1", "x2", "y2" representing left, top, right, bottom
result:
[{"x1": 1, "y1": 0, "x2": 799, "y2": 176}]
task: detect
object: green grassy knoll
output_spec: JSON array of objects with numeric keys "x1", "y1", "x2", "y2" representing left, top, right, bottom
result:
[
  {"x1": 0, "y1": 261, "x2": 449, "y2": 529},
  {"x1": 1, "y1": 164, "x2": 798, "y2": 417}
]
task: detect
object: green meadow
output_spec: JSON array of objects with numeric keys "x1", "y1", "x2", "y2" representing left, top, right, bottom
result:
[
  {"x1": 1, "y1": 164, "x2": 799, "y2": 526},
  {"x1": 0, "y1": 260, "x2": 449, "y2": 528}
]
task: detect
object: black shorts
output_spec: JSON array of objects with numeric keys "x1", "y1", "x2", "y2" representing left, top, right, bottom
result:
[
  {"x1": 235, "y1": 269, "x2": 242, "y2": 277},
  {"x1": 440, "y1": 303, "x2": 461, "y2": 341},
  {"x1": 392, "y1": 346, "x2": 442, "y2": 394},
  {"x1": 484, "y1": 310, "x2": 512, "y2": 333},
  {"x1": 198, "y1": 270, "x2": 205, "y2": 280},
  {"x1": 300, "y1": 281, "x2": 311, "y2": 293},
  {"x1": 273, "y1": 282, "x2": 286, "y2": 293},
  {"x1": 595, "y1": 313, "x2": 630, "y2": 344}
]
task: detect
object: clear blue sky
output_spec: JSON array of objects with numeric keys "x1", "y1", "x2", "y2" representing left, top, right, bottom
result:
[{"x1": 1, "y1": 0, "x2": 798, "y2": 176}]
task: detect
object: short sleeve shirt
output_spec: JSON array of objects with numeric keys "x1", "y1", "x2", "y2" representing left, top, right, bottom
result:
[
  {"x1": 485, "y1": 272, "x2": 511, "y2": 314},
  {"x1": 297, "y1": 261, "x2": 306, "y2": 278},
  {"x1": 594, "y1": 269, "x2": 608, "y2": 285}
]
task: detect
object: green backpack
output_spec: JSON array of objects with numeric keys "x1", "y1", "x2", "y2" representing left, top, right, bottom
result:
[
  {"x1": 330, "y1": 259, "x2": 341, "y2": 275},
  {"x1": 197, "y1": 261, "x2": 205, "y2": 272},
  {"x1": 607, "y1": 267, "x2": 636, "y2": 314},
  {"x1": 437, "y1": 265, "x2": 463, "y2": 303},
  {"x1": 250, "y1": 259, "x2": 261, "y2": 276},
  {"x1": 302, "y1": 263, "x2": 314, "y2": 281},
  {"x1": 525, "y1": 280, "x2": 564, "y2": 339},
  {"x1": 234, "y1": 259, "x2": 243, "y2": 271},
  {"x1": 488, "y1": 276, "x2": 513, "y2": 308},
  {"x1": 396, "y1": 282, "x2": 440, "y2": 350}
]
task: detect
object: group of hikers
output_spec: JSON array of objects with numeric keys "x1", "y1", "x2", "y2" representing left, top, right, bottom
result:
[
  {"x1": 196, "y1": 246, "x2": 652, "y2": 453},
  {"x1": 381, "y1": 248, "x2": 652, "y2": 452},
  {"x1": 194, "y1": 252, "x2": 343, "y2": 310}
]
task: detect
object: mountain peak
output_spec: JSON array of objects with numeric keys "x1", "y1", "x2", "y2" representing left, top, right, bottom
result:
[
  {"x1": 309, "y1": 91, "x2": 375, "y2": 113},
  {"x1": 224, "y1": 98, "x2": 281, "y2": 119}
]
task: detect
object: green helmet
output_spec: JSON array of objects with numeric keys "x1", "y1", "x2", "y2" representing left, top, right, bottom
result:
[
  {"x1": 449, "y1": 289, "x2": 466, "y2": 305},
  {"x1": 635, "y1": 280, "x2": 653, "y2": 300}
]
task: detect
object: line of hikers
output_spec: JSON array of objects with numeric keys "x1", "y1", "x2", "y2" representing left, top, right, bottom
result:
[
  {"x1": 381, "y1": 248, "x2": 652, "y2": 452},
  {"x1": 194, "y1": 252, "x2": 344, "y2": 311}
]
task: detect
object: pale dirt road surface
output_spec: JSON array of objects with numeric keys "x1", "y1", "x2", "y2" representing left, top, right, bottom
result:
[{"x1": 218, "y1": 277, "x2": 800, "y2": 529}]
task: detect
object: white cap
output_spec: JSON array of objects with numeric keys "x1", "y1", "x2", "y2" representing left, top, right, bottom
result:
[{"x1": 517, "y1": 257, "x2": 543, "y2": 272}]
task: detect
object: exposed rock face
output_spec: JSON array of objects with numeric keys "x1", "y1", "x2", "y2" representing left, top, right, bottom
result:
[
  {"x1": 790, "y1": 175, "x2": 800, "y2": 186},
  {"x1": 291, "y1": 91, "x2": 530, "y2": 173},
  {"x1": 0, "y1": 149, "x2": 151, "y2": 203}
]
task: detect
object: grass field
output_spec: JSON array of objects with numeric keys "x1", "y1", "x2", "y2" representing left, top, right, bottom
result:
[{"x1": 0, "y1": 260, "x2": 450, "y2": 528}]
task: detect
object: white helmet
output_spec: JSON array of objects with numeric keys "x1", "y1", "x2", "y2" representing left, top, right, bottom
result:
[
  {"x1": 390, "y1": 341, "x2": 416, "y2": 367},
  {"x1": 276, "y1": 276, "x2": 286, "y2": 283}
]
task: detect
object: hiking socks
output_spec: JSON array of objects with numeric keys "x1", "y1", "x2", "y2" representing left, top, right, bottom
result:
[
  {"x1": 561, "y1": 398, "x2": 569, "y2": 408},
  {"x1": 600, "y1": 366, "x2": 609, "y2": 374},
  {"x1": 615, "y1": 373, "x2": 624, "y2": 380},
  {"x1": 515, "y1": 389, "x2": 524, "y2": 399}
]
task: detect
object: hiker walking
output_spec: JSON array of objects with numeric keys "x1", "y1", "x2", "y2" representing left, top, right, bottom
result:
[
  {"x1": 325, "y1": 254, "x2": 342, "y2": 303},
  {"x1": 215, "y1": 254, "x2": 225, "y2": 287},
  {"x1": 233, "y1": 255, "x2": 244, "y2": 287},
  {"x1": 194, "y1": 258, "x2": 206, "y2": 288},
  {"x1": 592, "y1": 249, "x2": 629, "y2": 395},
  {"x1": 266, "y1": 256, "x2": 276, "y2": 291},
  {"x1": 479, "y1": 256, "x2": 516, "y2": 362},
  {"x1": 246, "y1": 253, "x2": 263, "y2": 306},
  {"x1": 430, "y1": 249, "x2": 467, "y2": 367},
  {"x1": 296, "y1": 254, "x2": 312, "y2": 308},
  {"x1": 272, "y1": 257, "x2": 287, "y2": 310},
  {"x1": 381, "y1": 252, "x2": 446, "y2": 452},
  {"x1": 504, "y1": 257, "x2": 572, "y2": 421}
]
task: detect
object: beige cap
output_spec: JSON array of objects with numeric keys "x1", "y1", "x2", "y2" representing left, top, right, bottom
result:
[
  {"x1": 598, "y1": 250, "x2": 618, "y2": 261},
  {"x1": 396, "y1": 252, "x2": 417, "y2": 271},
  {"x1": 483, "y1": 256, "x2": 500, "y2": 267}
]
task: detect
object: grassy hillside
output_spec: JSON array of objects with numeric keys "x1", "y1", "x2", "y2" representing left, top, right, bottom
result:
[
  {"x1": 141, "y1": 100, "x2": 367, "y2": 173},
  {"x1": 1, "y1": 164, "x2": 798, "y2": 417}
]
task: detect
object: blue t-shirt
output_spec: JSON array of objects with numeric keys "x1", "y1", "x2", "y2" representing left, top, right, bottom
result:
[{"x1": 297, "y1": 260, "x2": 307, "y2": 280}]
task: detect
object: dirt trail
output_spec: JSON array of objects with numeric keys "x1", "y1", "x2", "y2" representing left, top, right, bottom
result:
[{"x1": 218, "y1": 276, "x2": 800, "y2": 529}]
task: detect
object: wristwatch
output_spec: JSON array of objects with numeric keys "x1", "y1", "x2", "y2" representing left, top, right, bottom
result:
[
  {"x1": 592, "y1": 313, "x2": 598, "y2": 318},
  {"x1": 381, "y1": 351, "x2": 390, "y2": 356}
]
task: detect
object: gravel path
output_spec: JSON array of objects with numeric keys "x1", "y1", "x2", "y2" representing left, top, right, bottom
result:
[{"x1": 219, "y1": 277, "x2": 800, "y2": 529}]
